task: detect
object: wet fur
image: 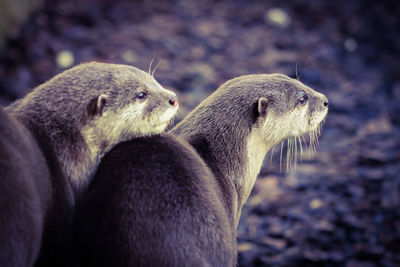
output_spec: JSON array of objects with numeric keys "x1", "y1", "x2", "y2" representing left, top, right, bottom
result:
[{"x1": 75, "y1": 73, "x2": 328, "y2": 266}]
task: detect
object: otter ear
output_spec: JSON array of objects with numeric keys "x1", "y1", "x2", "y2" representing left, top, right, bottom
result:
[
  {"x1": 87, "y1": 94, "x2": 109, "y2": 118},
  {"x1": 257, "y1": 97, "x2": 269, "y2": 117}
]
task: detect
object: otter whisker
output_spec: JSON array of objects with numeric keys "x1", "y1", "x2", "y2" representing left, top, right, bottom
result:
[
  {"x1": 290, "y1": 138, "x2": 294, "y2": 170},
  {"x1": 306, "y1": 133, "x2": 310, "y2": 156},
  {"x1": 301, "y1": 135, "x2": 307, "y2": 147},
  {"x1": 148, "y1": 56, "x2": 155, "y2": 75},
  {"x1": 288, "y1": 138, "x2": 291, "y2": 170},
  {"x1": 308, "y1": 131, "x2": 314, "y2": 156},
  {"x1": 294, "y1": 137, "x2": 297, "y2": 169},
  {"x1": 312, "y1": 133, "x2": 317, "y2": 153},
  {"x1": 290, "y1": 137, "x2": 296, "y2": 170},
  {"x1": 280, "y1": 141, "x2": 284, "y2": 172},
  {"x1": 287, "y1": 137, "x2": 296, "y2": 171},
  {"x1": 151, "y1": 59, "x2": 160, "y2": 77},
  {"x1": 286, "y1": 139, "x2": 290, "y2": 171},
  {"x1": 311, "y1": 128, "x2": 320, "y2": 152},
  {"x1": 298, "y1": 136, "x2": 303, "y2": 159},
  {"x1": 280, "y1": 128, "x2": 324, "y2": 172},
  {"x1": 295, "y1": 63, "x2": 303, "y2": 81},
  {"x1": 314, "y1": 128, "x2": 319, "y2": 149},
  {"x1": 269, "y1": 145, "x2": 275, "y2": 167}
]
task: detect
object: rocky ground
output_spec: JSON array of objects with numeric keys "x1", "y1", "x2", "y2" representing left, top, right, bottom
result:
[{"x1": 0, "y1": 0, "x2": 399, "y2": 266}]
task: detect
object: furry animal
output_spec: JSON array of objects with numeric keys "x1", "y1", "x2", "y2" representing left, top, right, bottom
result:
[
  {"x1": 75, "y1": 73, "x2": 328, "y2": 266},
  {"x1": 0, "y1": 62, "x2": 178, "y2": 267}
]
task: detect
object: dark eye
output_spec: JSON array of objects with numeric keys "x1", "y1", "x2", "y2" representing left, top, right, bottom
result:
[
  {"x1": 298, "y1": 94, "x2": 308, "y2": 105},
  {"x1": 137, "y1": 92, "x2": 147, "y2": 100}
]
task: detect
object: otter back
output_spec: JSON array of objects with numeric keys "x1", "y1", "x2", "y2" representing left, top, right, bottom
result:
[
  {"x1": 75, "y1": 134, "x2": 237, "y2": 267},
  {"x1": 0, "y1": 106, "x2": 51, "y2": 267}
]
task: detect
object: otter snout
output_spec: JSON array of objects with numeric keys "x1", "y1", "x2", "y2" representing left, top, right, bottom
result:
[
  {"x1": 314, "y1": 92, "x2": 328, "y2": 109},
  {"x1": 167, "y1": 91, "x2": 179, "y2": 108},
  {"x1": 322, "y1": 95, "x2": 329, "y2": 108},
  {"x1": 169, "y1": 96, "x2": 179, "y2": 107}
]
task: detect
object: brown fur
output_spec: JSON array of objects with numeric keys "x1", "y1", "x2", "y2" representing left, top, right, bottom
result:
[
  {"x1": 1, "y1": 62, "x2": 178, "y2": 267},
  {"x1": 75, "y1": 73, "x2": 328, "y2": 266},
  {"x1": 0, "y1": 106, "x2": 51, "y2": 267},
  {"x1": 75, "y1": 134, "x2": 236, "y2": 267}
]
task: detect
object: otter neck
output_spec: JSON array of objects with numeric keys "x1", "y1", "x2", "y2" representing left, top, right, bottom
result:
[
  {"x1": 13, "y1": 111, "x2": 95, "y2": 197},
  {"x1": 172, "y1": 118, "x2": 271, "y2": 229},
  {"x1": 80, "y1": 125, "x2": 121, "y2": 184},
  {"x1": 239, "y1": 128, "x2": 271, "y2": 219}
]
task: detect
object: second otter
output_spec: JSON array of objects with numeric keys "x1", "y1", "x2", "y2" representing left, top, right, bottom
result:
[
  {"x1": 0, "y1": 62, "x2": 178, "y2": 267},
  {"x1": 75, "y1": 73, "x2": 328, "y2": 266}
]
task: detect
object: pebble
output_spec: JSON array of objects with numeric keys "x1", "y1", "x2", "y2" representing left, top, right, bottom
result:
[
  {"x1": 344, "y1": 38, "x2": 358, "y2": 52},
  {"x1": 260, "y1": 236, "x2": 287, "y2": 251},
  {"x1": 120, "y1": 50, "x2": 137, "y2": 64},
  {"x1": 309, "y1": 198, "x2": 323, "y2": 210},
  {"x1": 264, "y1": 8, "x2": 291, "y2": 28},
  {"x1": 56, "y1": 50, "x2": 74, "y2": 69}
]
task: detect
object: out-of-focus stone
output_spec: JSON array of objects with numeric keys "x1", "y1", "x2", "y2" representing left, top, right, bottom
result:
[
  {"x1": 56, "y1": 50, "x2": 74, "y2": 69},
  {"x1": 238, "y1": 242, "x2": 259, "y2": 266},
  {"x1": 260, "y1": 236, "x2": 287, "y2": 251},
  {"x1": 314, "y1": 219, "x2": 335, "y2": 232},
  {"x1": 344, "y1": 38, "x2": 358, "y2": 52},
  {"x1": 309, "y1": 198, "x2": 324, "y2": 210},
  {"x1": 121, "y1": 49, "x2": 137, "y2": 64},
  {"x1": 264, "y1": 8, "x2": 291, "y2": 28}
]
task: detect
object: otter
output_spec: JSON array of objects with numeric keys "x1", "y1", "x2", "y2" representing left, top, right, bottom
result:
[
  {"x1": 0, "y1": 62, "x2": 178, "y2": 267},
  {"x1": 75, "y1": 73, "x2": 328, "y2": 266}
]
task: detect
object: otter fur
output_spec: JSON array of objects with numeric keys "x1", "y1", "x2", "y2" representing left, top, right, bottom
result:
[
  {"x1": 75, "y1": 73, "x2": 328, "y2": 266},
  {"x1": 0, "y1": 106, "x2": 51, "y2": 267},
  {"x1": 0, "y1": 62, "x2": 178, "y2": 267}
]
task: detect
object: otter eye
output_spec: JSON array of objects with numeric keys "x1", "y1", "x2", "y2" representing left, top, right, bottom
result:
[
  {"x1": 137, "y1": 92, "x2": 147, "y2": 100},
  {"x1": 298, "y1": 94, "x2": 308, "y2": 105}
]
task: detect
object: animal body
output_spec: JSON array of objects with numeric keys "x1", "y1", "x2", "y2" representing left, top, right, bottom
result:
[
  {"x1": 75, "y1": 73, "x2": 328, "y2": 266},
  {"x1": 0, "y1": 62, "x2": 178, "y2": 267}
]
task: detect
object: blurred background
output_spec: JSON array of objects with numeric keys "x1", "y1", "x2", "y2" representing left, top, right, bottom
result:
[{"x1": 1, "y1": 0, "x2": 399, "y2": 266}]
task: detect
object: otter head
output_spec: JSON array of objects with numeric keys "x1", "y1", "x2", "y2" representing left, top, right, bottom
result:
[
  {"x1": 194, "y1": 73, "x2": 328, "y2": 152},
  {"x1": 231, "y1": 73, "x2": 327, "y2": 181},
  {"x1": 252, "y1": 73, "x2": 328, "y2": 146},
  {"x1": 6, "y1": 62, "x2": 178, "y2": 191},
  {"x1": 172, "y1": 73, "x2": 328, "y2": 219},
  {"x1": 172, "y1": 73, "x2": 328, "y2": 172},
  {"x1": 82, "y1": 63, "x2": 179, "y2": 153},
  {"x1": 225, "y1": 73, "x2": 328, "y2": 221},
  {"x1": 74, "y1": 62, "x2": 178, "y2": 188}
]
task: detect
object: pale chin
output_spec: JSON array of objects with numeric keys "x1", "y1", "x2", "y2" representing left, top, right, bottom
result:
[
  {"x1": 152, "y1": 122, "x2": 169, "y2": 133},
  {"x1": 150, "y1": 109, "x2": 176, "y2": 134},
  {"x1": 159, "y1": 108, "x2": 178, "y2": 124}
]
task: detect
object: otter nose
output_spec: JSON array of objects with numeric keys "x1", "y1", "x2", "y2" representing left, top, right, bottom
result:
[
  {"x1": 323, "y1": 95, "x2": 329, "y2": 108},
  {"x1": 168, "y1": 94, "x2": 179, "y2": 107}
]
